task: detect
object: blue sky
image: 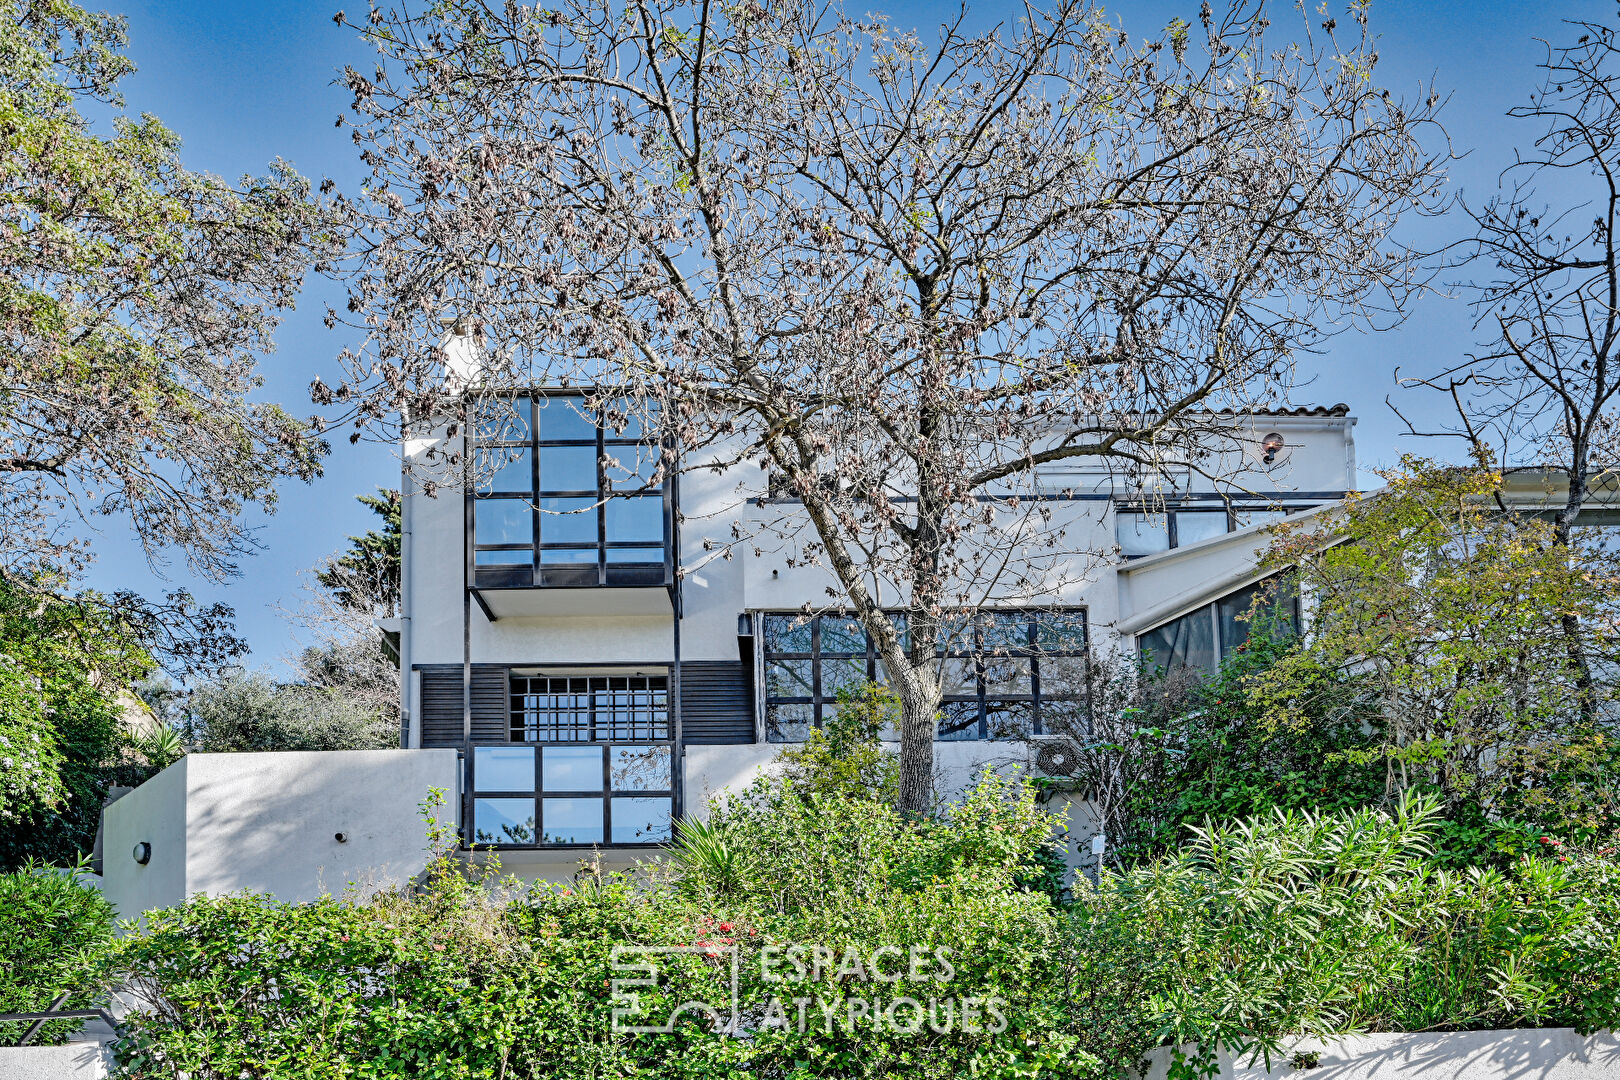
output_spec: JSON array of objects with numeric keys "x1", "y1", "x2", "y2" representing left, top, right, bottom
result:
[{"x1": 81, "y1": 0, "x2": 1609, "y2": 671}]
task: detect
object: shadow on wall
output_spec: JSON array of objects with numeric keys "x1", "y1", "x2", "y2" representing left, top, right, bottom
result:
[
  {"x1": 1136, "y1": 1029, "x2": 1620, "y2": 1080},
  {"x1": 101, "y1": 750, "x2": 459, "y2": 920}
]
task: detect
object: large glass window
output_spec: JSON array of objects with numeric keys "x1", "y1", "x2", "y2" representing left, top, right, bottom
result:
[
  {"x1": 470, "y1": 394, "x2": 668, "y2": 584},
  {"x1": 468, "y1": 673, "x2": 673, "y2": 848},
  {"x1": 1115, "y1": 499, "x2": 1328, "y2": 557},
  {"x1": 761, "y1": 610, "x2": 1087, "y2": 742},
  {"x1": 1137, "y1": 577, "x2": 1299, "y2": 674}
]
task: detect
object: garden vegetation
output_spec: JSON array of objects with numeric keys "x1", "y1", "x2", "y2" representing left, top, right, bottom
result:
[{"x1": 5, "y1": 686, "x2": 1617, "y2": 1077}]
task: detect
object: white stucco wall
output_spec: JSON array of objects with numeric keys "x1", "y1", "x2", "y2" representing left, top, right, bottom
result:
[
  {"x1": 0, "y1": 1043, "x2": 114, "y2": 1080},
  {"x1": 1136, "y1": 1029, "x2": 1620, "y2": 1080},
  {"x1": 98, "y1": 758, "x2": 187, "y2": 926},
  {"x1": 101, "y1": 750, "x2": 459, "y2": 923},
  {"x1": 683, "y1": 743, "x2": 780, "y2": 815}
]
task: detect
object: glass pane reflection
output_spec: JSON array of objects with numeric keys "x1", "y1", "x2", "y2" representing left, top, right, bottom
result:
[
  {"x1": 474, "y1": 746, "x2": 534, "y2": 791},
  {"x1": 473, "y1": 798, "x2": 535, "y2": 845},
  {"x1": 543, "y1": 746, "x2": 604, "y2": 792},
  {"x1": 611, "y1": 745, "x2": 671, "y2": 792},
  {"x1": 541, "y1": 797, "x2": 603, "y2": 844},
  {"x1": 611, "y1": 797, "x2": 672, "y2": 844}
]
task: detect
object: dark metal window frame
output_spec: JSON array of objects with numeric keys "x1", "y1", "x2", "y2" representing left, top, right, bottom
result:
[
  {"x1": 509, "y1": 672, "x2": 671, "y2": 743},
  {"x1": 760, "y1": 609, "x2": 1089, "y2": 743},
  {"x1": 1113, "y1": 493, "x2": 1345, "y2": 558},
  {"x1": 1135, "y1": 576, "x2": 1301, "y2": 673},
  {"x1": 469, "y1": 391, "x2": 673, "y2": 587},
  {"x1": 466, "y1": 663, "x2": 677, "y2": 851}
]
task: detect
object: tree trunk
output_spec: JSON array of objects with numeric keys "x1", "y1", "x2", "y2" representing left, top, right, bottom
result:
[
  {"x1": 1553, "y1": 462, "x2": 1597, "y2": 721},
  {"x1": 895, "y1": 675, "x2": 940, "y2": 816}
]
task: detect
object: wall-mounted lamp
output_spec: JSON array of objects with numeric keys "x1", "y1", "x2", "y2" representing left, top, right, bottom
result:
[
  {"x1": 132, "y1": 842, "x2": 151, "y2": 865},
  {"x1": 334, "y1": 832, "x2": 348, "y2": 844},
  {"x1": 1260, "y1": 432, "x2": 1286, "y2": 465}
]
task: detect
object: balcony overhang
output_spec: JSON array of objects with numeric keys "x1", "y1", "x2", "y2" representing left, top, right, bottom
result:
[{"x1": 470, "y1": 585, "x2": 674, "y2": 620}]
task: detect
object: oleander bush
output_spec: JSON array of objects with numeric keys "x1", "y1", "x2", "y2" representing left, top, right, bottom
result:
[
  {"x1": 1067, "y1": 795, "x2": 1620, "y2": 1075},
  {"x1": 0, "y1": 863, "x2": 115, "y2": 1047}
]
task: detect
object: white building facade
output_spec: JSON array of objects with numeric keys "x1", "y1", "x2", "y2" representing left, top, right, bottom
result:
[
  {"x1": 99, "y1": 398, "x2": 1357, "y2": 916},
  {"x1": 392, "y1": 395, "x2": 1358, "y2": 879}
]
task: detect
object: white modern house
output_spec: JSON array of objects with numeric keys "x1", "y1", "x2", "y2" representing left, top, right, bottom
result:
[{"x1": 100, "y1": 397, "x2": 1361, "y2": 918}]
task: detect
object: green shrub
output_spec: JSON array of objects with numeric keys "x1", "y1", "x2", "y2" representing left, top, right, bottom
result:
[
  {"x1": 774, "y1": 683, "x2": 900, "y2": 803},
  {"x1": 99, "y1": 754, "x2": 1620, "y2": 1079},
  {"x1": 179, "y1": 668, "x2": 395, "y2": 753},
  {"x1": 0, "y1": 863, "x2": 114, "y2": 1046},
  {"x1": 1064, "y1": 628, "x2": 1387, "y2": 868},
  {"x1": 1065, "y1": 795, "x2": 1620, "y2": 1075},
  {"x1": 1053, "y1": 622, "x2": 1593, "y2": 872},
  {"x1": 111, "y1": 773, "x2": 1092, "y2": 1079}
]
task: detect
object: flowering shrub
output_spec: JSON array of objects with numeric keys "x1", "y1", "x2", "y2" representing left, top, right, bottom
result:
[
  {"x1": 0, "y1": 653, "x2": 64, "y2": 825},
  {"x1": 100, "y1": 769, "x2": 1620, "y2": 1078},
  {"x1": 110, "y1": 775, "x2": 1088, "y2": 1079}
]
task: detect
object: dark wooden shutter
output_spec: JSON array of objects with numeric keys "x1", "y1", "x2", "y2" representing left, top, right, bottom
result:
[
  {"x1": 680, "y1": 661, "x2": 755, "y2": 744},
  {"x1": 472, "y1": 666, "x2": 508, "y2": 742},
  {"x1": 417, "y1": 664, "x2": 510, "y2": 747}
]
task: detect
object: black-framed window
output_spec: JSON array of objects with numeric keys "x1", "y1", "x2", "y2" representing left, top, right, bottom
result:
[
  {"x1": 510, "y1": 673, "x2": 670, "y2": 742},
  {"x1": 1136, "y1": 577, "x2": 1299, "y2": 674},
  {"x1": 468, "y1": 672, "x2": 673, "y2": 848},
  {"x1": 761, "y1": 610, "x2": 1088, "y2": 743},
  {"x1": 471, "y1": 394, "x2": 669, "y2": 586},
  {"x1": 1115, "y1": 499, "x2": 1327, "y2": 558}
]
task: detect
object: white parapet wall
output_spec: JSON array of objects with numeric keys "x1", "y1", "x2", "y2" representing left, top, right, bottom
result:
[
  {"x1": 0, "y1": 1043, "x2": 114, "y2": 1080},
  {"x1": 1136, "y1": 1029, "x2": 1620, "y2": 1080},
  {"x1": 101, "y1": 750, "x2": 460, "y2": 925}
]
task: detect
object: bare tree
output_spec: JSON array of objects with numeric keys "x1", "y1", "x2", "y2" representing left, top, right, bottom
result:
[
  {"x1": 327, "y1": 0, "x2": 1445, "y2": 812},
  {"x1": 1406, "y1": 20, "x2": 1620, "y2": 706},
  {"x1": 1417, "y1": 21, "x2": 1620, "y2": 540}
]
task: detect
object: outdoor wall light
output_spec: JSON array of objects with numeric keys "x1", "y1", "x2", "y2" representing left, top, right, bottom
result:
[
  {"x1": 334, "y1": 832, "x2": 348, "y2": 844},
  {"x1": 132, "y1": 842, "x2": 151, "y2": 865},
  {"x1": 1260, "y1": 432, "x2": 1286, "y2": 465}
]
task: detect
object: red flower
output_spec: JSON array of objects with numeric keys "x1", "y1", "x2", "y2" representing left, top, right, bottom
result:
[{"x1": 718, "y1": 922, "x2": 733, "y2": 933}]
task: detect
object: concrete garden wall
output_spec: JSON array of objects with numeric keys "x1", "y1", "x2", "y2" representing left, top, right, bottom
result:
[
  {"x1": 1137, "y1": 1028, "x2": 1620, "y2": 1080},
  {"x1": 100, "y1": 750, "x2": 460, "y2": 924}
]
